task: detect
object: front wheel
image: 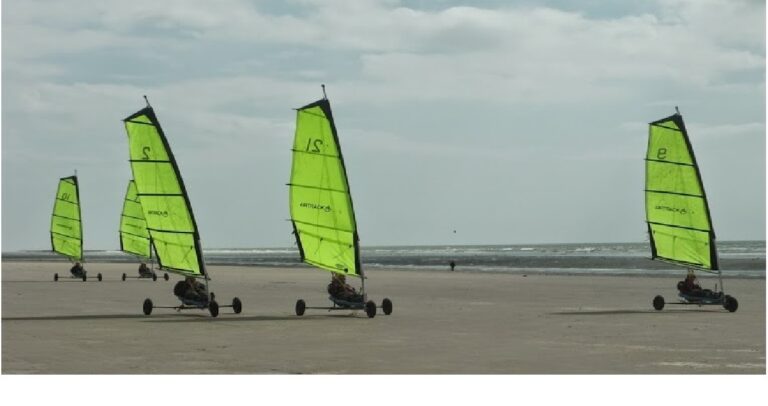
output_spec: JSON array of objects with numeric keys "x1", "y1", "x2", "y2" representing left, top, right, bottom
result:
[
  {"x1": 164, "y1": 273, "x2": 169, "y2": 281},
  {"x1": 152, "y1": 273, "x2": 158, "y2": 282},
  {"x1": 81, "y1": 273, "x2": 87, "y2": 282},
  {"x1": 209, "y1": 300, "x2": 219, "y2": 317},
  {"x1": 97, "y1": 273, "x2": 102, "y2": 282},
  {"x1": 122, "y1": 273, "x2": 126, "y2": 281},
  {"x1": 653, "y1": 295, "x2": 665, "y2": 311},
  {"x1": 382, "y1": 298, "x2": 393, "y2": 315},
  {"x1": 724, "y1": 295, "x2": 739, "y2": 313},
  {"x1": 232, "y1": 297, "x2": 242, "y2": 314},
  {"x1": 143, "y1": 298, "x2": 153, "y2": 315},
  {"x1": 365, "y1": 300, "x2": 377, "y2": 318},
  {"x1": 295, "y1": 299, "x2": 306, "y2": 316},
  {"x1": 54, "y1": 273, "x2": 59, "y2": 282}
]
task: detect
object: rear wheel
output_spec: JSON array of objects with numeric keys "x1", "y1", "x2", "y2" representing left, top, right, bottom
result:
[
  {"x1": 152, "y1": 273, "x2": 158, "y2": 282},
  {"x1": 97, "y1": 273, "x2": 102, "y2": 282},
  {"x1": 122, "y1": 273, "x2": 126, "y2": 281},
  {"x1": 143, "y1": 299, "x2": 153, "y2": 315},
  {"x1": 382, "y1": 298, "x2": 393, "y2": 315},
  {"x1": 653, "y1": 295, "x2": 665, "y2": 311},
  {"x1": 209, "y1": 300, "x2": 219, "y2": 317},
  {"x1": 295, "y1": 299, "x2": 306, "y2": 316},
  {"x1": 724, "y1": 295, "x2": 739, "y2": 313},
  {"x1": 54, "y1": 273, "x2": 59, "y2": 282},
  {"x1": 164, "y1": 273, "x2": 169, "y2": 281},
  {"x1": 365, "y1": 300, "x2": 377, "y2": 318},
  {"x1": 81, "y1": 273, "x2": 87, "y2": 282},
  {"x1": 232, "y1": 297, "x2": 242, "y2": 314}
]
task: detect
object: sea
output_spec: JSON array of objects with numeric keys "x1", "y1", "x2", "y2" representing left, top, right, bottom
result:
[{"x1": 3, "y1": 241, "x2": 765, "y2": 278}]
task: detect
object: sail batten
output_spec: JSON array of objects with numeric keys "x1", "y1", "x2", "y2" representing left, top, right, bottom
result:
[
  {"x1": 50, "y1": 175, "x2": 83, "y2": 261},
  {"x1": 288, "y1": 98, "x2": 361, "y2": 277},
  {"x1": 645, "y1": 112, "x2": 718, "y2": 271},
  {"x1": 123, "y1": 106, "x2": 204, "y2": 277}
]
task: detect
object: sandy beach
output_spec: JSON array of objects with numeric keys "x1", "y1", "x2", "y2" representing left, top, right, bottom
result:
[{"x1": 2, "y1": 261, "x2": 764, "y2": 374}]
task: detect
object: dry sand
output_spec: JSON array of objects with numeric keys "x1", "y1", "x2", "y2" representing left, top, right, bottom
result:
[{"x1": 2, "y1": 261, "x2": 765, "y2": 374}]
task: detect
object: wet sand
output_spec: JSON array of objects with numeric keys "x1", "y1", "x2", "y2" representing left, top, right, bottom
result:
[{"x1": 2, "y1": 261, "x2": 765, "y2": 374}]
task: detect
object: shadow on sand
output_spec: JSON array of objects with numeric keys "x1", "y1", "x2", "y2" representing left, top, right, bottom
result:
[
  {"x1": 550, "y1": 308, "x2": 723, "y2": 316},
  {"x1": 143, "y1": 313, "x2": 367, "y2": 323},
  {"x1": 3, "y1": 314, "x2": 150, "y2": 321},
  {"x1": 3, "y1": 312, "x2": 367, "y2": 323}
]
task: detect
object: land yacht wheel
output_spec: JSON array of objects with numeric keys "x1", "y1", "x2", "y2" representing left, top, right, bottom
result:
[
  {"x1": 122, "y1": 273, "x2": 127, "y2": 281},
  {"x1": 152, "y1": 273, "x2": 158, "y2": 282},
  {"x1": 232, "y1": 297, "x2": 242, "y2": 314},
  {"x1": 97, "y1": 273, "x2": 102, "y2": 282},
  {"x1": 724, "y1": 295, "x2": 739, "y2": 313},
  {"x1": 143, "y1": 299, "x2": 153, "y2": 315},
  {"x1": 653, "y1": 295, "x2": 665, "y2": 311},
  {"x1": 209, "y1": 300, "x2": 219, "y2": 317},
  {"x1": 54, "y1": 273, "x2": 59, "y2": 282},
  {"x1": 81, "y1": 273, "x2": 87, "y2": 282},
  {"x1": 295, "y1": 299, "x2": 306, "y2": 316},
  {"x1": 164, "y1": 273, "x2": 169, "y2": 281},
  {"x1": 382, "y1": 298, "x2": 393, "y2": 315},
  {"x1": 365, "y1": 300, "x2": 377, "y2": 318}
]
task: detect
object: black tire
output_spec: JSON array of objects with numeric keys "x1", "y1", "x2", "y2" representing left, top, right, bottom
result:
[
  {"x1": 382, "y1": 298, "x2": 393, "y2": 315},
  {"x1": 295, "y1": 299, "x2": 306, "y2": 316},
  {"x1": 232, "y1": 297, "x2": 242, "y2": 314},
  {"x1": 209, "y1": 300, "x2": 219, "y2": 317},
  {"x1": 97, "y1": 273, "x2": 102, "y2": 282},
  {"x1": 164, "y1": 273, "x2": 169, "y2": 281},
  {"x1": 54, "y1": 273, "x2": 59, "y2": 282},
  {"x1": 122, "y1": 273, "x2": 126, "y2": 281},
  {"x1": 653, "y1": 295, "x2": 665, "y2": 311},
  {"x1": 724, "y1": 295, "x2": 739, "y2": 313},
  {"x1": 143, "y1": 298, "x2": 153, "y2": 315},
  {"x1": 365, "y1": 300, "x2": 376, "y2": 318},
  {"x1": 81, "y1": 273, "x2": 87, "y2": 282},
  {"x1": 152, "y1": 273, "x2": 158, "y2": 282}
]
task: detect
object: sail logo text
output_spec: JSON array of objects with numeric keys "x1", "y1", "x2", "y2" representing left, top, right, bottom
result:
[
  {"x1": 148, "y1": 210, "x2": 169, "y2": 217},
  {"x1": 655, "y1": 205, "x2": 688, "y2": 215},
  {"x1": 300, "y1": 202, "x2": 332, "y2": 213}
]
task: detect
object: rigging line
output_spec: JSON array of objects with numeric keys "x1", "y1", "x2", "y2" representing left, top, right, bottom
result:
[
  {"x1": 291, "y1": 149, "x2": 341, "y2": 159},
  {"x1": 647, "y1": 221, "x2": 710, "y2": 233},
  {"x1": 644, "y1": 158, "x2": 695, "y2": 167},
  {"x1": 125, "y1": 119, "x2": 156, "y2": 126},
  {"x1": 645, "y1": 189, "x2": 704, "y2": 198},
  {"x1": 54, "y1": 197, "x2": 78, "y2": 204},
  {"x1": 288, "y1": 183, "x2": 347, "y2": 194},
  {"x1": 147, "y1": 228, "x2": 195, "y2": 234},
  {"x1": 298, "y1": 228, "x2": 352, "y2": 248},
  {"x1": 651, "y1": 123, "x2": 681, "y2": 132},
  {"x1": 121, "y1": 213, "x2": 147, "y2": 221},
  {"x1": 130, "y1": 159, "x2": 172, "y2": 163},
  {"x1": 120, "y1": 230, "x2": 150, "y2": 239},
  {"x1": 51, "y1": 213, "x2": 80, "y2": 222},
  {"x1": 51, "y1": 231, "x2": 80, "y2": 240}
]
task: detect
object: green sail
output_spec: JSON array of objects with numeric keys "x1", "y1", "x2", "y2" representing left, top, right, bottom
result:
[
  {"x1": 119, "y1": 180, "x2": 152, "y2": 259},
  {"x1": 288, "y1": 98, "x2": 361, "y2": 277},
  {"x1": 50, "y1": 175, "x2": 83, "y2": 261},
  {"x1": 123, "y1": 106, "x2": 204, "y2": 277},
  {"x1": 645, "y1": 113, "x2": 718, "y2": 271}
]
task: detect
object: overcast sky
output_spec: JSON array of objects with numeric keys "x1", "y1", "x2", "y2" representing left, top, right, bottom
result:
[{"x1": 1, "y1": 0, "x2": 765, "y2": 252}]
